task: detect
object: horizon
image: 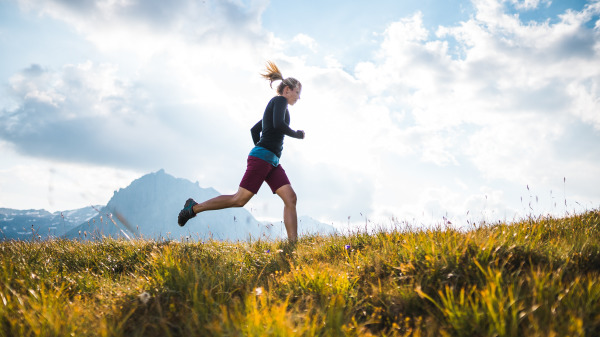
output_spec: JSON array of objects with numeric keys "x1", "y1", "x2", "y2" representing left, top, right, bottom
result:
[
  {"x1": 1, "y1": 168, "x2": 590, "y2": 231},
  {"x1": 1, "y1": 0, "x2": 599, "y2": 229}
]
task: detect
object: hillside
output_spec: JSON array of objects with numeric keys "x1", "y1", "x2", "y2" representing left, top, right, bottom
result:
[{"x1": 1, "y1": 210, "x2": 598, "y2": 336}]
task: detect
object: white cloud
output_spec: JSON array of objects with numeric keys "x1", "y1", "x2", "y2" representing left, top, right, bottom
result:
[
  {"x1": 2, "y1": 0, "x2": 599, "y2": 226},
  {"x1": 508, "y1": 0, "x2": 551, "y2": 11},
  {"x1": 342, "y1": 0, "x2": 599, "y2": 223},
  {"x1": 293, "y1": 33, "x2": 317, "y2": 52},
  {"x1": 0, "y1": 142, "x2": 141, "y2": 211},
  {"x1": 567, "y1": 81, "x2": 600, "y2": 130},
  {"x1": 2, "y1": 61, "x2": 167, "y2": 164}
]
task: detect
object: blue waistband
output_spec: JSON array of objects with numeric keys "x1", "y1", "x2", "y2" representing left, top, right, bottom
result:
[{"x1": 249, "y1": 146, "x2": 279, "y2": 167}]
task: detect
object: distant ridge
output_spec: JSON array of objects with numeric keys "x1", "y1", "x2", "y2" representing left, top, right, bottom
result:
[{"x1": 0, "y1": 207, "x2": 99, "y2": 240}]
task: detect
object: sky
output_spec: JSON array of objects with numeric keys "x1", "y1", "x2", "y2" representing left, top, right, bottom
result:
[{"x1": 1, "y1": 0, "x2": 599, "y2": 230}]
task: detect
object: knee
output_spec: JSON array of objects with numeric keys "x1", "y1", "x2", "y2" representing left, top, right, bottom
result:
[
  {"x1": 232, "y1": 194, "x2": 251, "y2": 208},
  {"x1": 232, "y1": 198, "x2": 247, "y2": 208},
  {"x1": 285, "y1": 191, "x2": 297, "y2": 207}
]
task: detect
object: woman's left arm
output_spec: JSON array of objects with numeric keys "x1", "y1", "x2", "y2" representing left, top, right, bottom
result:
[
  {"x1": 251, "y1": 120, "x2": 262, "y2": 145},
  {"x1": 273, "y1": 98, "x2": 303, "y2": 139}
]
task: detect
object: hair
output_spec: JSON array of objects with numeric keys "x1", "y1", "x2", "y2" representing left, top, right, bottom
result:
[{"x1": 261, "y1": 61, "x2": 301, "y2": 95}]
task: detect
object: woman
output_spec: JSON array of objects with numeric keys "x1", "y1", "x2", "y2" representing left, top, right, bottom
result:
[{"x1": 177, "y1": 61, "x2": 305, "y2": 241}]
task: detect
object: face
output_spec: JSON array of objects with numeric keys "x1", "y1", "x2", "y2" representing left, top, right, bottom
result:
[{"x1": 283, "y1": 86, "x2": 301, "y2": 106}]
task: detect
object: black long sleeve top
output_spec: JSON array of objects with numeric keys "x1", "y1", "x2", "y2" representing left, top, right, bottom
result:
[{"x1": 251, "y1": 96, "x2": 303, "y2": 158}]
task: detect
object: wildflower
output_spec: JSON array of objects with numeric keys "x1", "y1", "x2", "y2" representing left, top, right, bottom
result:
[
  {"x1": 138, "y1": 292, "x2": 151, "y2": 304},
  {"x1": 266, "y1": 249, "x2": 270, "y2": 253},
  {"x1": 255, "y1": 287, "x2": 263, "y2": 296},
  {"x1": 345, "y1": 245, "x2": 351, "y2": 250}
]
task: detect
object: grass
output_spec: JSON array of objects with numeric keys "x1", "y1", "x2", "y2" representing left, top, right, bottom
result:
[{"x1": 1, "y1": 210, "x2": 599, "y2": 336}]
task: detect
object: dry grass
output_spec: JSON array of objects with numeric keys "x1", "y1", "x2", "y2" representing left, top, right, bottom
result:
[{"x1": 1, "y1": 210, "x2": 599, "y2": 336}]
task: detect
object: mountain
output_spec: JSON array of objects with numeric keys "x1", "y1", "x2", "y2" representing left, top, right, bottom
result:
[
  {"x1": 2, "y1": 170, "x2": 336, "y2": 242},
  {"x1": 298, "y1": 216, "x2": 338, "y2": 235},
  {"x1": 0, "y1": 206, "x2": 99, "y2": 240},
  {"x1": 64, "y1": 170, "x2": 289, "y2": 241}
]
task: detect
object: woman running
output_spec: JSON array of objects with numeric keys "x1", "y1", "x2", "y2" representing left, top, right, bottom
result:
[{"x1": 177, "y1": 61, "x2": 305, "y2": 241}]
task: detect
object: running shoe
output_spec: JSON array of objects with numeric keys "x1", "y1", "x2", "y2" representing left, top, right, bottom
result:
[{"x1": 178, "y1": 198, "x2": 198, "y2": 227}]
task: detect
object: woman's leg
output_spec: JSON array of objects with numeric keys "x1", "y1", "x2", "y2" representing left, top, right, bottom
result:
[
  {"x1": 179, "y1": 157, "x2": 269, "y2": 227},
  {"x1": 193, "y1": 186, "x2": 254, "y2": 213},
  {"x1": 275, "y1": 184, "x2": 298, "y2": 241}
]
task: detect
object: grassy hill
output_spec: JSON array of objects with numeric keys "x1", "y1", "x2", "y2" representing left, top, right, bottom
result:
[{"x1": 1, "y1": 210, "x2": 599, "y2": 336}]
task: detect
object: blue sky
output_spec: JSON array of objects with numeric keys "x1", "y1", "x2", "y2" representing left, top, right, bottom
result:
[{"x1": 1, "y1": 0, "x2": 599, "y2": 229}]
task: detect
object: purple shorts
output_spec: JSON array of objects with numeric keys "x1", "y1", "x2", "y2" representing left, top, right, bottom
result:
[{"x1": 239, "y1": 156, "x2": 291, "y2": 194}]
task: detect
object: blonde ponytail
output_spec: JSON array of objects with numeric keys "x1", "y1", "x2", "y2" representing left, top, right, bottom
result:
[
  {"x1": 261, "y1": 61, "x2": 283, "y2": 89},
  {"x1": 261, "y1": 61, "x2": 302, "y2": 95}
]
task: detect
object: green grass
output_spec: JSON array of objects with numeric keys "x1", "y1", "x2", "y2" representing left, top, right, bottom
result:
[{"x1": 1, "y1": 210, "x2": 599, "y2": 336}]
